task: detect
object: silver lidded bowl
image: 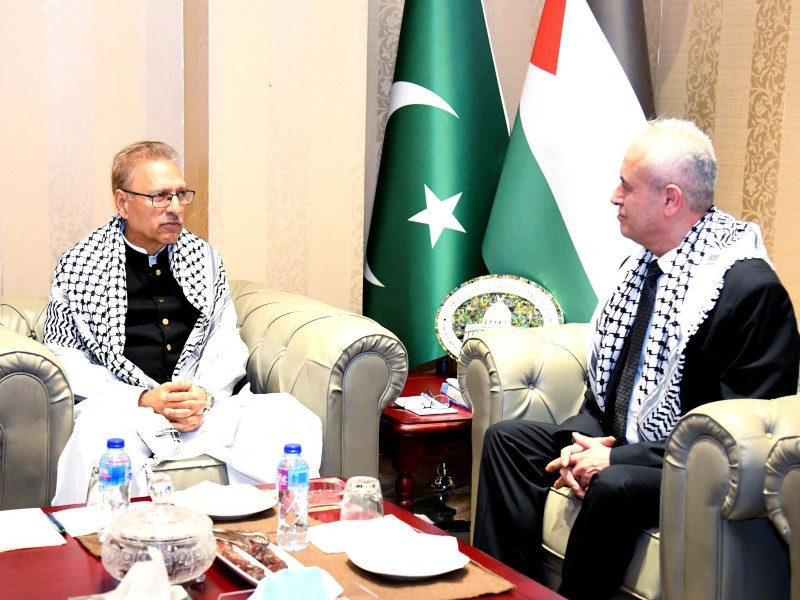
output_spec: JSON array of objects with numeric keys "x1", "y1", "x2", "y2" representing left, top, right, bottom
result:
[{"x1": 101, "y1": 474, "x2": 216, "y2": 584}]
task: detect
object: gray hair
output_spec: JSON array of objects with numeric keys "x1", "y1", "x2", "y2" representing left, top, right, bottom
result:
[
  {"x1": 636, "y1": 118, "x2": 717, "y2": 212},
  {"x1": 111, "y1": 141, "x2": 180, "y2": 193}
]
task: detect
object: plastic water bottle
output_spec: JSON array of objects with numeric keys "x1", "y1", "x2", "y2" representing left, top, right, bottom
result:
[
  {"x1": 276, "y1": 443, "x2": 309, "y2": 551},
  {"x1": 97, "y1": 437, "x2": 132, "y2": 542}
]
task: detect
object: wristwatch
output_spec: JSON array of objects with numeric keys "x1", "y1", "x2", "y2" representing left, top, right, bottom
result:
[{"x1": 201, "y1": 388, "x2": 216, "y2": 413}]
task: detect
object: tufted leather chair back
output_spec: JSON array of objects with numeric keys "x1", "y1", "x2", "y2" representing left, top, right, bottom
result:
[{"x1": 0, "y1": 297, "x2": 72, "y2": 509}]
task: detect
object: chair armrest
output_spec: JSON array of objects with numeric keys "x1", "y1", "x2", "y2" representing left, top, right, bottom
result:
[
  {"x1": 766, "y1": 433, "x2": 800, "y2": 543},
  {"x1": 231, "y1": 281, "x2": 408, "y2": 479},
  {"x1": 0, "y1": 328, "x2": 73, "y2": 508},
  {"x1": 457, "y1": 323, "x2": 589, "y2": 540},
  {"x1": 764, "y1": 412, "x2": 800, "y2": 600},
  {"x1": 662, "y1": 397, "x2": 799, "y2": 600},
  {"x1": 0, "y1": 296, "x2": 49, "y2": 341}
]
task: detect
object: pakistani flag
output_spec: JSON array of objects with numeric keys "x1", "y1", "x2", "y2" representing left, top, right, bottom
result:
[
  {"x1": 482, "y1": 0, "x2": 654, "y2": 323},
  {"x1": 364, "y1": 0, "x2": 508, "y2": 367}
]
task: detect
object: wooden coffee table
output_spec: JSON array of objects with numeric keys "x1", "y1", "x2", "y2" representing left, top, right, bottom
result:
[
  {"x1": 380, "y1": 373, "x2": 472, "y2": 511},
  {"x1": 0, "y1": 491, "x2": 564, "y2": 599}
]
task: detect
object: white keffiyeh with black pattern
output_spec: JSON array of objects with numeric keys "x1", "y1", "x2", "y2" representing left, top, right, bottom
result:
[
  {"x1": 588, "y1": 207, "x2": 771, "y2": 442},
  {"x1": 45, "y1": 215, "x2": 228, "y2": 384}
]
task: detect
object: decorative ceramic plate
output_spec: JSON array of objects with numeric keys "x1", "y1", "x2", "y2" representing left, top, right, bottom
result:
[{"x1": 435, "y1": 274, "x2": 564, "y2": 359}]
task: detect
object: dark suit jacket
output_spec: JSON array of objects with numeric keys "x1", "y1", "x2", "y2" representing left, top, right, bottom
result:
[{"x1": 555, "y1": 258, "x2": 800, "y2": 468}]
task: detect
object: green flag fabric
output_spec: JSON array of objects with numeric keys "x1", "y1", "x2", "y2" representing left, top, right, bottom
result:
[{"x1": 364, "y1": 0, "x2": 508, "y2": 367}]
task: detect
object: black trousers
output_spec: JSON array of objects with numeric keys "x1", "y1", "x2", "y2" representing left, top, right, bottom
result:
[{"x1": 473, "y1": 420, "x2": 662, "y2": 600}]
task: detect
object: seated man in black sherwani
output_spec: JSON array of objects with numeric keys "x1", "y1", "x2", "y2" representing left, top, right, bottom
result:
[{"x1": 472, "y1": 118, "x2": 800, "y2": 600}]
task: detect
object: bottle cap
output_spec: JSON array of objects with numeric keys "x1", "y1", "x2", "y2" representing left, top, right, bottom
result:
[
  {"x1": 283, "y1": 443, "x2": 302, "y2": 454},
  {"x1": 107, "y1": 438, "x2": 125, "y2": 449}
]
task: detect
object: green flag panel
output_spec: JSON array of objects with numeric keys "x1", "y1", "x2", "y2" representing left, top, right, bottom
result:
[{"x1": 482, "y1": 118, "x2": 598, "y2": 322}]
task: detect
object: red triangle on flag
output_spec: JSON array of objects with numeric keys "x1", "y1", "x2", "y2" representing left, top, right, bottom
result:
[{"x1": 530, "y1": 0, "x2": 566, "y2": 75}]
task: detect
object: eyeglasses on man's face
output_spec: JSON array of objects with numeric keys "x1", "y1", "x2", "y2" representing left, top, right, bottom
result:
[{"x1": 121, "y1": 188, "x2": 195, "y2": 208}]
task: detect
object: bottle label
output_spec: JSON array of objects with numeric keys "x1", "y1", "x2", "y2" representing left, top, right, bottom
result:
[
  {"x1": 277, "y1": 467, "x2": 289, "y2": 491},
  {"x1": 287, "y1": 468, "x2": 309, "y2": 488},
  {"x1": 100, "y1": 464, "x2": 130, "y2": 487}
]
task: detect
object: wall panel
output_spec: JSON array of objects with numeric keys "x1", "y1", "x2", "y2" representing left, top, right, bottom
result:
[
  {"x1": 0, "y1": 0, "x2": 183, "y2": 297},
  {"x1": 772, "y1": 1, "x2": 800, "y2": 300}
]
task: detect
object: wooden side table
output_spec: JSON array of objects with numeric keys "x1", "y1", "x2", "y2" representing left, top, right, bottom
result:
[{"x1": 379, "y1": 374, "x2": 472, "y2": 511}]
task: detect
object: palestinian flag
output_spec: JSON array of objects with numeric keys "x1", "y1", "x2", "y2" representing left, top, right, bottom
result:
[{"x1": 482, "y1": 0, "x2": 654, "y2": 322}]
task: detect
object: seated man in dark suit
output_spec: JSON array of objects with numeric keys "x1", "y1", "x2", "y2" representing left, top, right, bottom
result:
[{"x1": 473, "y1": 118, "x2": 800, "y2": 600}]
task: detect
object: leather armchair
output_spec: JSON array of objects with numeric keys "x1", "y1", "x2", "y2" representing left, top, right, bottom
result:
[
  {"x1": 459, "y1": 324, "x2": 795, "y2": 600},
  {"x1": 0, "y1": 280, "x2": 407, "y2": 508}
]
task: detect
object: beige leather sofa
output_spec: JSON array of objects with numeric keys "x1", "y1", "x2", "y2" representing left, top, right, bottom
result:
[
  {"x1": 459, "y1": 324, "x2": 795, "y2": 600},
  {"x1": 0, "y1": 280, "x2": 407, "y2": 509}
]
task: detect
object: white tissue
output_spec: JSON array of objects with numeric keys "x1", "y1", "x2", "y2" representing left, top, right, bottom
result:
[{"x1": 101, "y1": 548, "x2": 187, "y2": 600}]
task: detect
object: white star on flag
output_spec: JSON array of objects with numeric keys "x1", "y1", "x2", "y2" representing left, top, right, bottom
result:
[{"x1": 408, "y1": 184, "x2": 465, "y2": 248}]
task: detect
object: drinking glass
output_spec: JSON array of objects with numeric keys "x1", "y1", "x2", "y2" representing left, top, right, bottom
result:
[
  {"x1": 86, "y1": 465, "x2": 100, "y2": 505},
  {"x1": 339, "y1": 476, "x2": 384, "y2": 521}
]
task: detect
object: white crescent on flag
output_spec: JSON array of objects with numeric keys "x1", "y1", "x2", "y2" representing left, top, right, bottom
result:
[
  {"x1": 388, "y1": 81, "x2": 459, "y2": 119},
  {"x1": 364, "y1": 259, "x2": 384, "y2": 287}
]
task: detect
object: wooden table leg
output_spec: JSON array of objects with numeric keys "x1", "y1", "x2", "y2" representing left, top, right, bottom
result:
[{"x1": 395, "y1": 470, "x2": 415, "y2": 511}]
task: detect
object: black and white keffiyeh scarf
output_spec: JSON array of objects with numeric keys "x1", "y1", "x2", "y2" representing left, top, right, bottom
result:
[
  {"x1": 588, "y1": 207, "x2": 771, "y2": 442},
  {"x1": 45, "y1": 215, "x2": 228, "y2": 386}
]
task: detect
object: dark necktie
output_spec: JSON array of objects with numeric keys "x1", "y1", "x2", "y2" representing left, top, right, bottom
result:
[{"x1": 611, "y1": 260, "x2": 663, "y2": 442}]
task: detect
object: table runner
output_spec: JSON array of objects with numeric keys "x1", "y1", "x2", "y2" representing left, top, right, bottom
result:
[{"x1": 78, "y1": 510, "x2": 514, "y2": 599}]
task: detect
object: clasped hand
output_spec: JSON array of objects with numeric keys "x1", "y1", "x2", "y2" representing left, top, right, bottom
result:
[
  {"x1": 544, "y1": 432, "x2": 615, "y2": 499},
  {"x1": 138, "y1": 381, "x2": 208, "y2": 432}
]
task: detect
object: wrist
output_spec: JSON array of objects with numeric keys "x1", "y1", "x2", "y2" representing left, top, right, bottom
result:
[{"x1": 199, "y1": 387, "x2": 216, "y2": 413}]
